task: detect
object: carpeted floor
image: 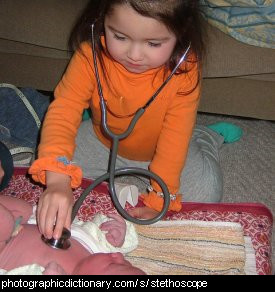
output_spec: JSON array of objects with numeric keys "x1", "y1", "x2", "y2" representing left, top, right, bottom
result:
[
  {"x1": 198, "y1": 113, "x2": 275, "y2": 272},
  {"x1": 197, "y1": 113, "x2": 274, "y2": 208}
]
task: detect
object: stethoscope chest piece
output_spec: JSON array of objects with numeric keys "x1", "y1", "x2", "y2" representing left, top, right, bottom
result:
[{"x1": 41, "y1": 227, "x2": 71, "y2": 250}]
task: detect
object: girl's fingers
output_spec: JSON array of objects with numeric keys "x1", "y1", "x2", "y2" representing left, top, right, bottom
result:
[
  {"x1": 64, "y1": 208, "x2": 72, "y2": 230},
  {"x1": 53, "y1": 205, "x2": 72, "y2": 239},
  {"x1": 37, "y1": 185, "x2": 73, "y2": 239},
  {"x1": 37, "y1": 198, "x2": 47, "y2": 236},
  {"x1": 128, "y1": 208, "x2": 140, "y2": 218},
  {"x1": 128, "y1": 206, "x2": 159, "y2": 219},
  {"x1": 44, "y1": 204, "x2": 58, "y2": 239}
]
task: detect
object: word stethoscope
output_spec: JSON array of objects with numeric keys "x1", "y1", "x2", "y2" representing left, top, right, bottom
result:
[{"x1": 42, "y1": 23, "x2": 191, "y2": 249}]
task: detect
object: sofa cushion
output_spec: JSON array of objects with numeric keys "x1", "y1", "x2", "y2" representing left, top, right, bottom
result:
[
  {"x1": 0, "y1": 0, "x2": 89, "y2": 50},
  {"x1": 203, "y1": 24, "x2": 275, "y2": 78},
  {"x1": 200, "y1": 77, "x2": 275, "y2": 120},
  {"x1": 1, "y1": 0, "x2": 274, "y2": 79},
  {"x1": 0, "y1": 39, "x2": 71, "y2": 60}
]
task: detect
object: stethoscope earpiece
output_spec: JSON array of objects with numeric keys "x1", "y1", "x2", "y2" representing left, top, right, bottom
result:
[{"x1": 41, "y1": 227, "x2": 71, "y2": 250}]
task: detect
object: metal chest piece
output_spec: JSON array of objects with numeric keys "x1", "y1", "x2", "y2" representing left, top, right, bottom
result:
[{"x1": 41, "y1": 227, "x2": 71, "y2": 250}]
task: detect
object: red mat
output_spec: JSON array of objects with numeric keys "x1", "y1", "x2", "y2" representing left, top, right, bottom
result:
[{"x1": 0, "y1": 167, "x2": 273, "y2": 275}]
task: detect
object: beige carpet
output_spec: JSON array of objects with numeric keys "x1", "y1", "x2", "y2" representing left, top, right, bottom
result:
[{"x1": 197, "y1": 113, "x2": 274, "y2": 272}]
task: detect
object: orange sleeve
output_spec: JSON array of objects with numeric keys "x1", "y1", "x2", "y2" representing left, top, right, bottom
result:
[
  {"x1": 149, "y1": 63, "x2": 201, "y2": 196},
  {"x1": 29, "y1": 42, "x2": 95, "y2": 186},
  {"x1": 29, "y1": 157, "x2": 82, "y2": 188}
]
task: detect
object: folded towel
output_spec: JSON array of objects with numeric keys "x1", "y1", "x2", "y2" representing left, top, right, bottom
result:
[{"x1": 126, "y1": 220, "x2": 256, "y2": 275}]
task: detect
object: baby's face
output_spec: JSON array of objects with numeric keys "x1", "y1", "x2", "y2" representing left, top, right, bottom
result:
[{"x1": 75, "y1": 253, "x2": 145, "y2": 275}]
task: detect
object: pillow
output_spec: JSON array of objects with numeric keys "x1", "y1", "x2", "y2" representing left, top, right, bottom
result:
[
  {"x1": 199, "y1": 0, "x2": 275, "y2": 48},
  {"x1": 202, "y1": 0, "x2": 273, "y2": 7}
]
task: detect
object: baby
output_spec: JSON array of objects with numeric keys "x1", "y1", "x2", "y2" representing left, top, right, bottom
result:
[{"x1": 0, "y1": 195, "x2": 145, "y2": 275}]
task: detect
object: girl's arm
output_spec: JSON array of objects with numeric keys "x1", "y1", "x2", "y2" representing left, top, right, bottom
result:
[
  {"x1": 29, "y1": 42, "x2": 96, "y2": 188},
  {"x1": 134, "y1": 64, "x2": 201, "y2": 217},
  {"x1": 29, "y1": 43, "x2": 96, "y2": 237}
]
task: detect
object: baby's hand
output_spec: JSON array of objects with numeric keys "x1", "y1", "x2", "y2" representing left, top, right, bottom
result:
[
  {"x1": 43, "y1": 262, "x2": 67, "y2": 275},
  {"x1": 100, "y1": 214, "x2": 126, "y2": 247}
]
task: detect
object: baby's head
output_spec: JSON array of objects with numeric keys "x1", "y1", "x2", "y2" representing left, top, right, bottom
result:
[
  {"x1": 70, "y1": 0, "x2": 204, "y2": 72},
  {"x1": 73, "y1": 252, "x2": 145, "y2": 275}
]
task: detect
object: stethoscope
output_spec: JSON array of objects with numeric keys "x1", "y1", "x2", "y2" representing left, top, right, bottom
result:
[{"x1": 42, "y1": 23, "x2": 191, "y2": 249}]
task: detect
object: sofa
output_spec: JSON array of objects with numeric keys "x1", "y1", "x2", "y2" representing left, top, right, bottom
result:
[{"x1": 0, "y1": 0, "x2": 275, "y2": 120}]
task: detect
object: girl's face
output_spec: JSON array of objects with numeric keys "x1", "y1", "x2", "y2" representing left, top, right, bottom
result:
[{"x1": 104, "y1": 4, "x2": 177, "y2": 74}]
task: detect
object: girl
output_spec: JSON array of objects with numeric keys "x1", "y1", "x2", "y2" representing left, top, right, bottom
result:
[{"x1": 29, "y1": 0, "x2": 225, "y2": 240}]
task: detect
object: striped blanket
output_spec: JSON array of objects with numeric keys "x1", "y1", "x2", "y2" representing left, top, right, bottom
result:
[
  {"x1": 199, "y1": 0, "x2": 275, "y2": 48},
  {"x1": 126, "y1": 220, "x2": 256, "y2": 275}
]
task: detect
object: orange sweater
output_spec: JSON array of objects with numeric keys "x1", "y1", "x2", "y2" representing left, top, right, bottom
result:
[{"x1": 29, "y1": 41, "x2": 200, "y2": 211}]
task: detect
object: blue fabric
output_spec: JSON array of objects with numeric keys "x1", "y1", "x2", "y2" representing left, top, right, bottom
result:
[
  {"x1": 199, "y1": 0, "x2": 275, "y2": 48},
  {"x1": 0, "y1": 87, "x2": 50, "y2": 148},
  {"x1": 207, "y1": 122, "x2": 243, "y2": 143},
  {"x1": 82, "y1": 108, "x2": 92, "y2": 121}
]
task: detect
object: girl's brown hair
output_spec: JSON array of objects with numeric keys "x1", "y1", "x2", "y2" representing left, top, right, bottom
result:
[{"x1": 69, "y1": 0, "x2": 205, "y2": 87}]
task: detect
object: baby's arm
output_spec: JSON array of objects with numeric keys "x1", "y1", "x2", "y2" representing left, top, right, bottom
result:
[
  {"x1": 0, "y1": 196, "x2": 32, "y2": 224},
  {"x1": 100, "y1": 214, "x2": 126, "y2": 247},
  {"x1": 0, "y1": 202, "x2": 15, "y2": 250},
  {"x1": 0, "y1": 196, "x2": 33, "y2": 251}
]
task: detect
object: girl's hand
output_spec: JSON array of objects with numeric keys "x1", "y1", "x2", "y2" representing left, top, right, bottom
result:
[
  {"x1": 128, "y1": 206, "x2": 159, "y2": 220},
  {"x1": 0, "y1": 161, "x2": 4, "y2": 184},
  {"x1": 37, "y1": 171, "x2": 74, "y2": 240}
]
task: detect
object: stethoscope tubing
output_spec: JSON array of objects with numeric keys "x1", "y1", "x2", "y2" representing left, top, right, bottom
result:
[{"x1": 72, "y1": 165, "x2": 170, "y2": 225}]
